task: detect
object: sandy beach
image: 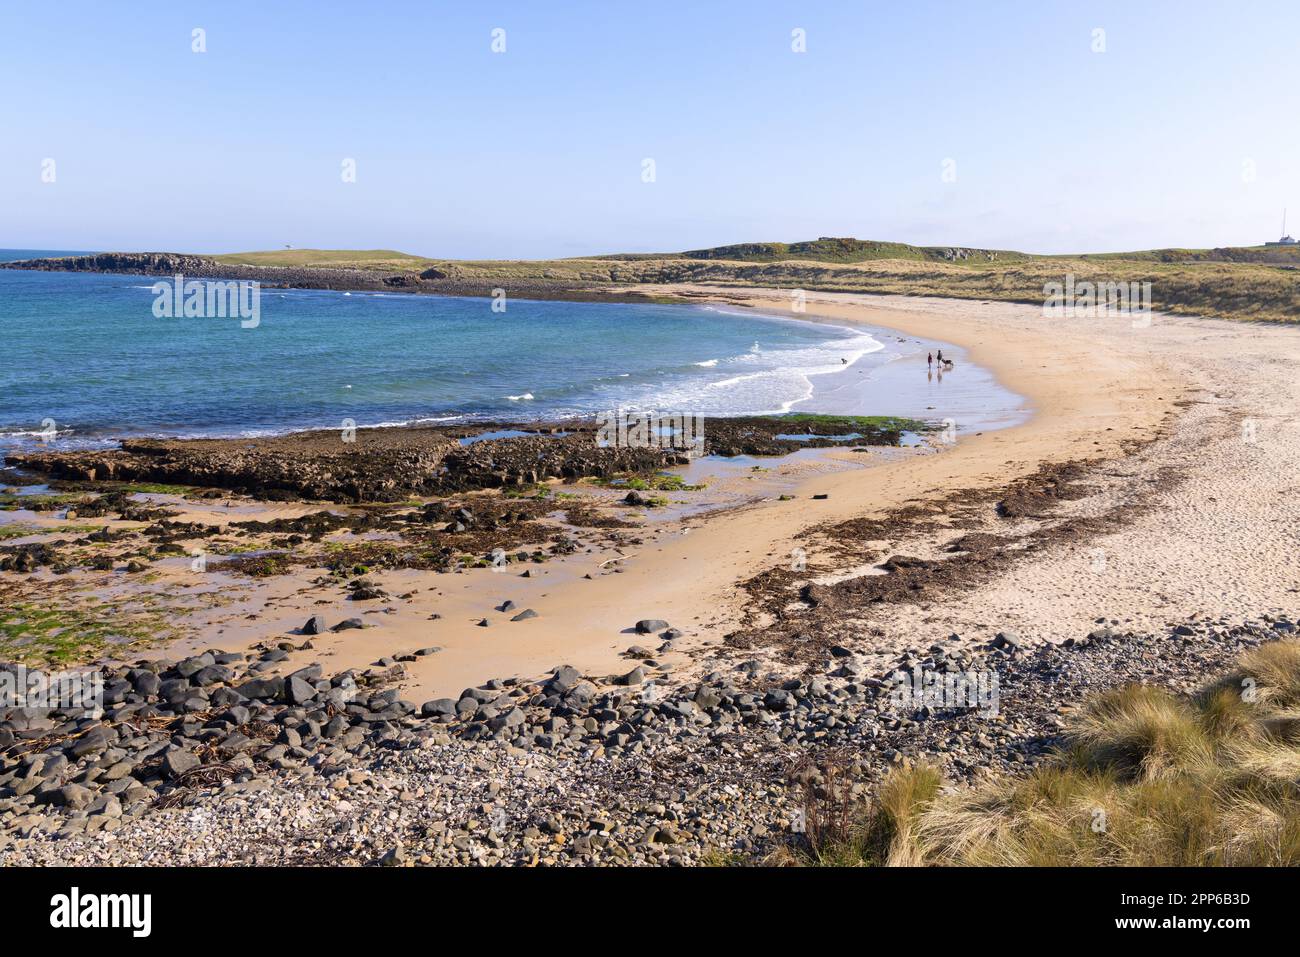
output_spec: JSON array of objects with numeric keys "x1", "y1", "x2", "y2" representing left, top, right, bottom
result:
[
  {"x1": 7, "y1": 283, "x2": 1300, "y2": 869},
  {"x1": 15, "y1": 283, "x2": 1290, "y2": 703},
  {"x1": 335, "y1": 282, "x2": 1298, "y2": 699},
  {"x1": 10, "y1": 280, "x2": 1299, "y2": 710},
  {"x1": 11, "y1": 0, "x2": 1300, "y2": 896}
]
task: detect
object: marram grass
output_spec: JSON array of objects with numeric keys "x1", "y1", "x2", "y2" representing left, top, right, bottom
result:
[{"x1": 789, "y1": 639, "x2": 1300, "y2": 866}]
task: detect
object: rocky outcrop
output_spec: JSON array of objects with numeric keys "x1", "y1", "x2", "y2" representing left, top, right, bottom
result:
[
  {"x1": 0, "y1": 253, "x2": 415, "y2": 293},
  {"x1": 5, "y1": 417, "x2": 910, "y2": 503}
]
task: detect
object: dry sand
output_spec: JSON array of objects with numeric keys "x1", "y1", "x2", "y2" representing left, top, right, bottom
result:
[{"x1": 97, "y1": 286, "x2": 1300, "y2": 700}]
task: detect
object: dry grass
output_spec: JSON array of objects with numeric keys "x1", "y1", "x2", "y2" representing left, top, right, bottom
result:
[
  {"x1": 205, "y1": 245, "x2": 1300, "y2": 324},
  {"x1": 210, "y1": 249, "x2": 428, "y2": 271},
  {"x1": 802, "y1": 639, "x2": 1300, "y2": 866}
]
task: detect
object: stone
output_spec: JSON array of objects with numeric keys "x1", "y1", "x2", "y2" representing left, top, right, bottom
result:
[
  {"x1": 993, "y1": 631, "x2": 1021, "y2": 650},
  {"x1": 694, "y1": 686, "x2": 722, "y2": 710},
  {"x1": 288, "y1": 663, "x2": 323, "y2": 683},
  {"x1": 163, "y1": 750, "x2": 200, "y2": 778},
  {"x1": 238, "y1": 676, "x2": 285, "y2": 700},
  {"x1": 547, "y1": 665, "x2": 582, "y2": 695},
  {"x1": 488, "y1": 708, "x2": 526, "y2": 732},
  {"x1": 88, "y1": 794, "x2": 123, "y2": 818},
  {"x1": 763, "y1": 689, "x2": 795, "y2": 711},
  {"x1": 510, "y1": 609, "x2": 539, "y2": 622},
  {"x1": 635, "y1": 619, "x2": 669, "y2": 634},
  {"x1": 131, "y1": 671, "x2": 162, "y2": 697},
  {"x1": 176, "y1": 653, "x2": 215, "y2": 678},
  {"x1": 68, "y1": 725, "x2": 110, "y2": 758},
  {"x1": 192, "y1": 665, "x2": 233, "y2": 686},
  {"x1": 52, "y1": 783, "x2": 93, "y2": 809}
]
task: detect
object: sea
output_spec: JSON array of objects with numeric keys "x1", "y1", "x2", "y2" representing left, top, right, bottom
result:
[{"x1": 0, "y1": 250, "x2": 1026, "y2": 451}]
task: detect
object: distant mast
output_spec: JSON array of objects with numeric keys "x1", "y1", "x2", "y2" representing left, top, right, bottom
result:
[{"x1": 1266, "y1": 209, "x2": 1297, "y2": 246}]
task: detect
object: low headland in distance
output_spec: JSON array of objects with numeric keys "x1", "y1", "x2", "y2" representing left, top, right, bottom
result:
[
  {"x1": 2, "y1": 247, "x2": 1300, "y2": 868},
  {"x1": 5, "y1": 233, "x2": 1300, "y2": 322}
]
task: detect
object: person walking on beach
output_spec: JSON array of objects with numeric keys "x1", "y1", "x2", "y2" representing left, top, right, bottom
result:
[
  {"x1": 936, "y1": 349, "x2": 944, "y2": 364},
  {"x1": 927, "y1": 352, "x2": 933, "y2": 369}
]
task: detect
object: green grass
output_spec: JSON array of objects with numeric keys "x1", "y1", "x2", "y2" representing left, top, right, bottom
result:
[{"x1": 793, "y1": 639, "x2": 1300, "y2": 867}]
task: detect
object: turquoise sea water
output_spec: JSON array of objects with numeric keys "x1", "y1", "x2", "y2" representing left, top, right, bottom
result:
[{"x1": 0, "y1": 250, "x2": 1025, "y2": 450}]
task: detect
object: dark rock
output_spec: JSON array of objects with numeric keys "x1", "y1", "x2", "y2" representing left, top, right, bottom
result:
[
  {"x1": 286, "y1": 677, "x2": 317, "y2": 705},
  {"x1": 51, "y1": 783, "x2": 93, "y2": 809},
  {"x1": 131, "y1": 671, "x2": 162, "y2": 697},
  {"x1": 192, "y1": 665, "x2": 233, "y2": 686},
  {"x1": 763, "y1": 689, "x2": 795, "y2": 711},
  {"x1": 288, "y1": 663, "x2": 323, "y2": 683},
  {"x1": 237, "y1": 676, "x2": 285, "y2": 701},
  {"x1": 547, "y1": 665, "x2": 582, "y2": 695},
  {"x1": 68, "y1": 725, "x2": 110, "y2": 758},
  {"x1": 176, "y1": 653, "x2": 215, "y2": 678},
  {"x1": 163, "y1": 750, "x2": 200, "y2": 778}
]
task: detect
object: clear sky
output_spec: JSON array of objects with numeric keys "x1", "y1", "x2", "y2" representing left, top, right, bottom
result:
[{"x1": 2, "y1": 0, "x2": 1297, "y2": 257}]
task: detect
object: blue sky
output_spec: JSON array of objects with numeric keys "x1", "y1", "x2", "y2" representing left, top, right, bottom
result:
[{"x1": 2, "y1": 0, "x2": 1297, "y2": 257}]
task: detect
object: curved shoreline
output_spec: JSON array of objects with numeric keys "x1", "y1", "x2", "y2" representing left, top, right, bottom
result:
[
  {"x1": 0, "y1": 298, "x2": 938, "y2": 451},
  {"x1": 0, "y1": 285, "x2": 1185, "y2": 702},
  {"x1": 15, "y1": 284, "x2": 1300, "y2": 869},
  {"x1": 145, "y1": 287, "x2": 1180, "y2": 700}
]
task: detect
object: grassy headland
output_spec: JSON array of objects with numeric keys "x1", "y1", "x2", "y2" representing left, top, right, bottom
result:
[
  {"x1": 202, "y1": 237, "x2": 1300, "y2": 323},
  {"x1": 7, "y1": 237, "x2": 1300, "y2": 322}
]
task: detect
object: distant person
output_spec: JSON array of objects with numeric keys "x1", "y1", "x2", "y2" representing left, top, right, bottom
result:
[
  {"x1": 936, "y1": 349, "x2": 944, "y2": 364},
  {"x1": 927, "y1": 352, "x2": 933, "y2": 369}
]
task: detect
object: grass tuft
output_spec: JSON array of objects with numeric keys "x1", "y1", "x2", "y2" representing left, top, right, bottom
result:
[{"x1": 798, "y1": 638, "x2": 1300, "y2": 866}]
